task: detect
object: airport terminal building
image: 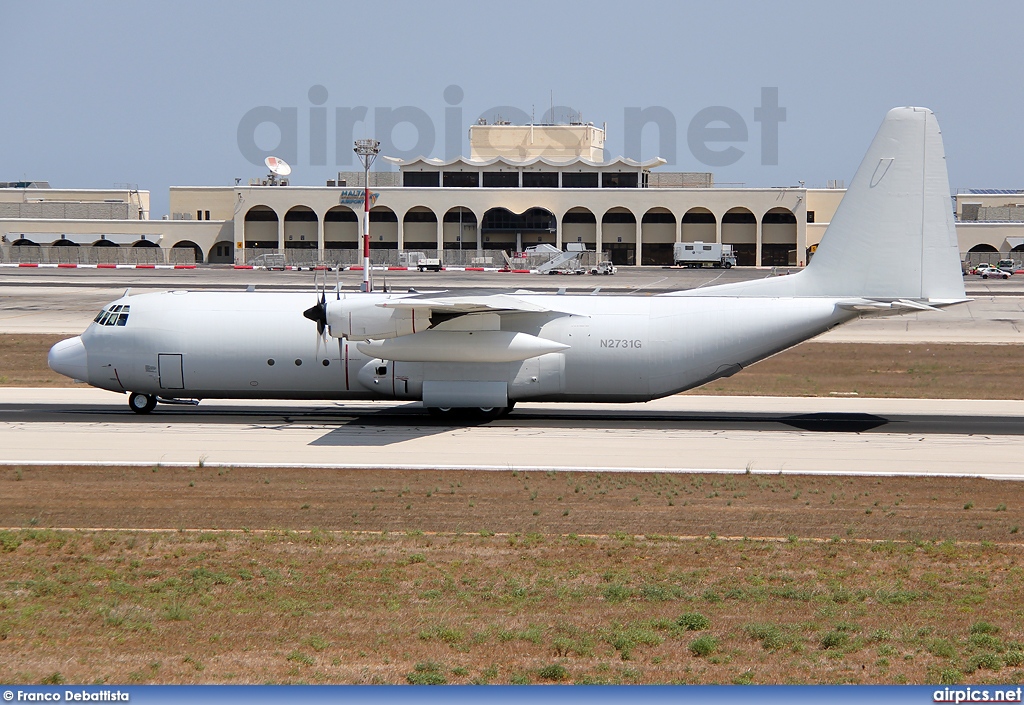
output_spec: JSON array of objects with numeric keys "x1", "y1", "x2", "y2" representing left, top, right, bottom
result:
[{"x1": 1, "y1": 123, "x2": 1022, "y2": 267}]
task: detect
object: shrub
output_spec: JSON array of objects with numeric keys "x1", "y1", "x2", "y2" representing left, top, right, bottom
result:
[
  {"x1": 640, "y1": 584, "x2": 672, "y2": 601},
  {"x1": 938, "y1": 667, "x2": 963, "y2": 685},
  {"x1": 537, "y1": 663, "x2": 569, "y2": 681},
  {"x1": 419, "y1": 625, "x2": 464, "y2": 645},
  {"x1": 162, "y1": 599, "x2": 190, "y2": 622},
  {"x1": 677, "y1": 612, "x2": 710, "y2": 631},
  {"x1": 745, "y1": 623, "x2": 785, "y2": 651},
  {"x1": 970, "y1": 621, "x2": 999, "y2": 635},
  {"x1": 0, "y1": 531, "x2": 22, "y2": 553},
  {"x1": 928, "y1": 639, "x2": 956, "y2": 659},
  {"x1": 406, "y1": 662, "x2": 447, "y2": 685},
  {"x1": 286, "y1": 651, "x2": 314, "y2": 667},
  {"x1": 820, "y1": 631, "x2": 849, "y2": 650},
  {"x1": 969, "y1": 633, "x2": 1001, "y2": 649},
  {"x1": 966, "y1": 653, "x2": 1002, "y2": 672},
  {"x1": 1004, "y1": 650, "x2": 1023, "y2": 668},
  {"x1": 689, "y1": 635, "x2": 718, "y2": 657},
  {"x1": 602, "y1": 584, "x2": 631, "y2": 603}
]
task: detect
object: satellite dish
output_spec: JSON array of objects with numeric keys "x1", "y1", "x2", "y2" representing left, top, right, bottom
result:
[{"x1": 265, "y1": 156, "x2": 292, "y2": 177}]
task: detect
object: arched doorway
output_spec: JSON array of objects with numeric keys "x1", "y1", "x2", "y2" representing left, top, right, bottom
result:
[
  {"x1": 481, "y1": 207, "x2": 555, "y2": 253},
  {"x1": 602, "y1": 208, "x2": 637, "y2": 265},
  {"x1": 172, "y1": 240, "x2": 204, "y2": 264},
  {"x1": 324, "y1": 206, "x2": 358, "y2": 250},
  {"x1": 91, "y1": 238, "x2": 119, "y2": 265},
  {"x1": 404, "y1": 206, "x2": 439, "y2": 251},
  {"x1": 284, "y1": 206, "x2": 318, "y2": 252},
  {"x1": 641, "y1": 208, "x2": 675, "y2": 265},
  {"x1": 722, "y1": 207, "x2": 756, "y2": 266},
  {"x1": 681, "y1": 208, "x2": 716, "y2": 243},
  {"x1": 209, "y1": 240, "x2": 234, "y2": 264},
  {"x1": 561, "y1": 207, "x2": 597, "y2": 250},
  {"x1": 761, "y1": 207, "x2": 797, "y2": 267},
  {"x1": 131, "y1": 239, "x2": 161, "y2": 264},
  {"x1": 965, "y1": 243, "x2": 999, "y2": 270},
  {"x1": 244, "y1": 206, "x2": 279, "y2": 249},
  {"x1": 442, "y1": 207, "x2": 477, "y2": 251},
  {"x1": 369, "y1": 206, "x2": 398, "y2": 250}
]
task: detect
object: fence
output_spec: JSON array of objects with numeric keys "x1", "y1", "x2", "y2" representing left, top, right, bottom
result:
[
  {"x1": 241, "y1": 248, "x2": 610, "y2": 269},
  {"x1": 1, "y1": 245, "x2": 195, "y2": 265},
  {"x1": 961, "y1": 251, "x2": 1021, "y2": 269}
]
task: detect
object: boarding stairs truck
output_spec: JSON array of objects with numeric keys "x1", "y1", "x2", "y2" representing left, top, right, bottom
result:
[
  {"x1": 535, "y1": 243, "x2": 589, "y2": 275},
  {"x1": 673, "y1": 241, "x2": 736, "y2": 268}
]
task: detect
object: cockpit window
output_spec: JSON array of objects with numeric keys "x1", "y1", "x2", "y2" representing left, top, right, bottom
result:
[{"x1": 94, "y1": 305, "x2": 130, "y2": 327}]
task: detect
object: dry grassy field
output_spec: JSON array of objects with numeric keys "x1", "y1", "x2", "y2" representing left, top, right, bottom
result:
[
  {"x1": 3, "y1": 335, "x2": 1024, "y2": 685},
  {"x1": 1, "y1": 467, "x2": 1023, "y2": 685}
]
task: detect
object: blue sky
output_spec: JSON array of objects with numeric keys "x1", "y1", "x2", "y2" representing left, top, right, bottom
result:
[{"x1": 2, "y1": 0, "x2": 1021, "y2": 216}]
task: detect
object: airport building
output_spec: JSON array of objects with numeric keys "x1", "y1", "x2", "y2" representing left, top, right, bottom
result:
[{"x1": 2, "y1": 123, "x2": 1022, "y2": 267}]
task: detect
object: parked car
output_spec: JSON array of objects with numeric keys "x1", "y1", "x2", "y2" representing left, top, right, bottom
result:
[{"x1": 979, "y1": 266, "x2": 1011, "y2": 279}]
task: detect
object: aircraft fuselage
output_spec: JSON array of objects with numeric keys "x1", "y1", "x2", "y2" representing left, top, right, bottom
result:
[{"x1": 62, "y1": 290, "x2": 854, "y2": 404}]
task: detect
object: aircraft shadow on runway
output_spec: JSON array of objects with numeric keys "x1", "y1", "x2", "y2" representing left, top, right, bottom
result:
[{"x1": 5, "y1": 404, "x2": 1018, "y2": 446}]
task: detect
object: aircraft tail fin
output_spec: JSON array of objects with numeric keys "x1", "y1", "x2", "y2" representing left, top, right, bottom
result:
[
  {"x1": 671, "y1": 107, "x2": 966, "y2": 302},
  {"x1": 798, "y1": 106, "x2": 965, "y2": 301}
]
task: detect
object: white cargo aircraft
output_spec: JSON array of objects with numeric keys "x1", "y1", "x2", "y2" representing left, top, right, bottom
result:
[{"x1": 49, "y1": 108, "x2": 966, "y2": 418}]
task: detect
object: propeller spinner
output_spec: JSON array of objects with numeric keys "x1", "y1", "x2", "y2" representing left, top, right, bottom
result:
[{"x1": 303, "y1": 293, "x2": 327, "y2": 336}]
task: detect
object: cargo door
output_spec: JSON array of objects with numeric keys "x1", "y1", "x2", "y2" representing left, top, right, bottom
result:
[{"x1": 157, "y1": 353, "x2": 184, "y2": 390}]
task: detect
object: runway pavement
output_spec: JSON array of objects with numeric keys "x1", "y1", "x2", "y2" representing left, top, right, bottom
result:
[{"x1": 0, "y1": 388, "x2": 1018, "y2": 478}]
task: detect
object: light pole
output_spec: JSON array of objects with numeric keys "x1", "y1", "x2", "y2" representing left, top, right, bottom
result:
[{"x1": 354, "y1": 138, "x2": 380, "y2": 292}]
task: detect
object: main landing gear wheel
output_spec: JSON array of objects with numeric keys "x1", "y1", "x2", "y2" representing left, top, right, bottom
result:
[
  {"x1": 426, "y1": 403, "x2": 515, "y2": 422},
  {"x1": 128, "y1": 392, "x2": 157, "y2": 414}
]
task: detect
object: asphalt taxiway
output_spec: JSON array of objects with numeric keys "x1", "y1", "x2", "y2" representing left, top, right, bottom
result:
[{"x1": 0, "y1": 388, "x2": 1018, "y2": 478}]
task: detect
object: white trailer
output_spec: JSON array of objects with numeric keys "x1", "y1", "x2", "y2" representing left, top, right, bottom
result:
[
  {"x1": 673, "y1": 241, "x2": 736, "y2": 268},
  {"x1": 399, "y1": 251, "x2": 442, "y2": 271}
]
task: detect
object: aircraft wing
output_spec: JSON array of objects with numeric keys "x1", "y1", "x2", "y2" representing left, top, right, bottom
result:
[
  {"x1": 376, "y1": 293, "x2": 557, "y2": 315},
  {"x1": 325, "y1": 291, "x2": 580, "y2": 344}
]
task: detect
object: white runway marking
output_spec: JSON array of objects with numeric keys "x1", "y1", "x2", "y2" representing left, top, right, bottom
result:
[{"x1": 1, "y1": 388, "x2": 1019, "y2": 478}]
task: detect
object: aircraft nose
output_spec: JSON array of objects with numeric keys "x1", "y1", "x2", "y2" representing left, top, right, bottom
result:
[{"x1": 48, "y1": 336, "x2": 89, "y2": 382}]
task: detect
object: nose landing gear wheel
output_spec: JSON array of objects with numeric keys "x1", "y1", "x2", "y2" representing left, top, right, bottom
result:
[{"x1": 128, "y1": 392, "x2": 157, "y2": 414}]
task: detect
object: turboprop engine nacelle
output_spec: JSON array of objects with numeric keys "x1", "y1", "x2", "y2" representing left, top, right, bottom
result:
[{"x1": 325, "y1": 297, "x2": 431, "y2": 341}]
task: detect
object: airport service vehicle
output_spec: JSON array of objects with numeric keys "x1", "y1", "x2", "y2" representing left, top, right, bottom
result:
[
  {"x1": 49, "y1": 108, "x2": 967, "y2": 419},
  {"x1": 589, "y1": 261, "x2": 617, "y2": 275},
  {"x1": 673, "y1": 241, "x2": 736, "y2": 268},
  {"x1": 980, "y1": 267, "x2": 1011, "y2": 279},
  {"x1": 996, "y1": 259, "x2": 1016, "y2": 272},
  {"x1": 398, "y1": 252, "x2": 442, "y2": 272}
]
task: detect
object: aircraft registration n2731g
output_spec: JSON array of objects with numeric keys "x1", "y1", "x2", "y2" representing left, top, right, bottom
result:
[{"x1": 48, "y1": 108, "x2": 967, "y2": 418}]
